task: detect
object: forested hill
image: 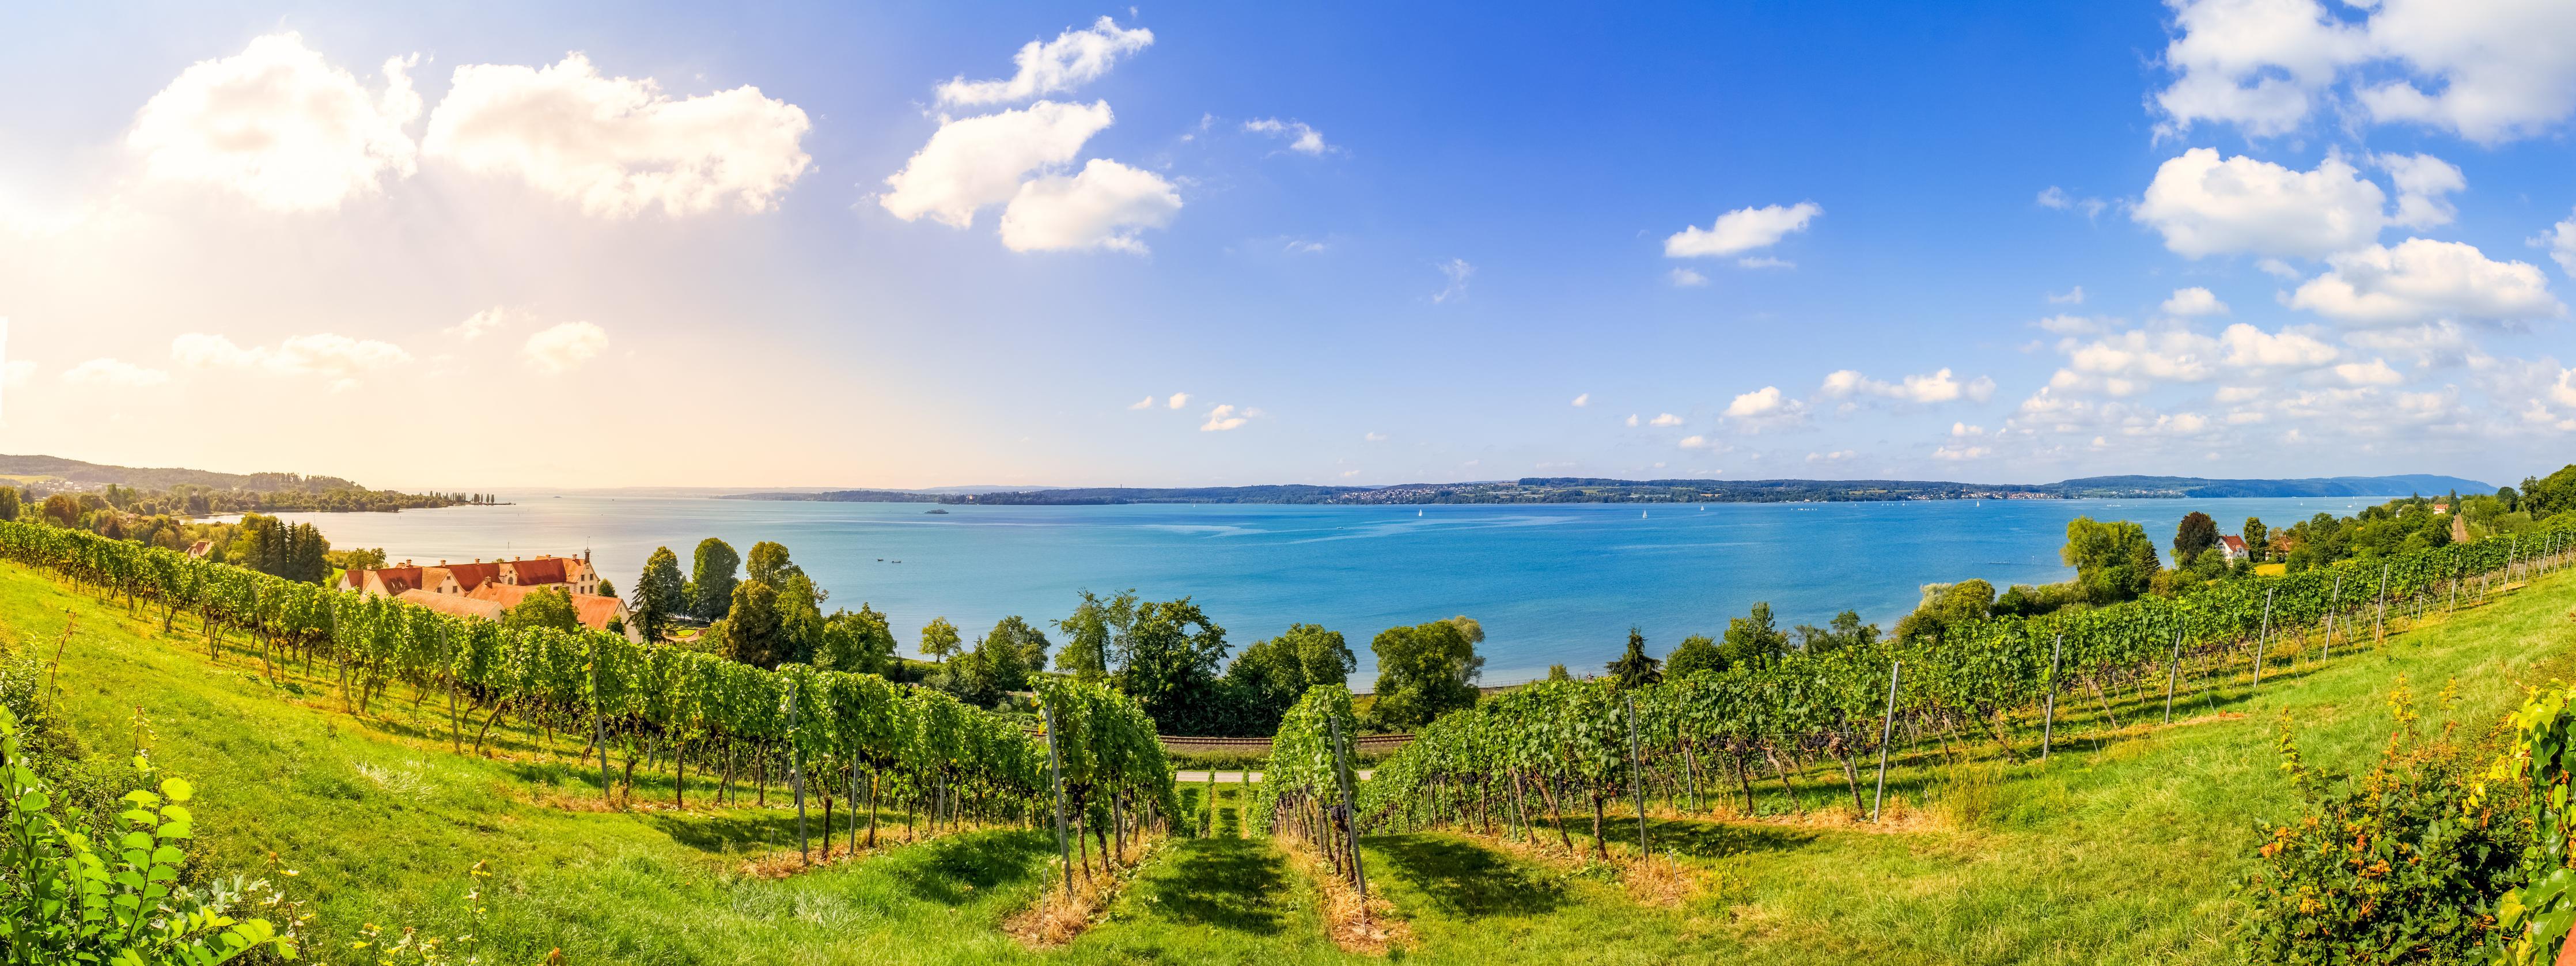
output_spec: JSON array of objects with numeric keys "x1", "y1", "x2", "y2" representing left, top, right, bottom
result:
[
  {"x1": 0, "y1": 453, "x2": 368, "y2": 492},
  {"x1": 728, "y1": 472, "x2": 2495, "y2": 506}
]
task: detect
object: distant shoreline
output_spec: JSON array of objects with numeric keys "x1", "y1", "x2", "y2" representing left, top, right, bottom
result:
[{"x1": 722, "y1": 472, "x2": 2490, "y2": 507}]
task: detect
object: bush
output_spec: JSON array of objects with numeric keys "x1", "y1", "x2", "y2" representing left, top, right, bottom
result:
[{"x1": 2241, "y1": 679, "x2": 2525, "y2": 964}]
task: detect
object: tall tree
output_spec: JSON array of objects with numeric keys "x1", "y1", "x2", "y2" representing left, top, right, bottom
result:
[
  {"x1": 919, "y1": 617, "x2": 963, "y2": 664},
  {"x1": 1111, "y1": 598, "x2": 1232, "y2": 734},
  {"x1": 1225, "y1": 623, "x2": 1357, "y2": 732},
  {"x1": 2062, "y1": 517, "x2": 2161, "y2": 604},
  {"x1": 502, "y1": 587, "x2": 581, "y2": 634},
  {"x1": 2242, "y1": 517, "x2": 2269, "y2": 562},
  {"x1": 982, "y1": 616, "x2": 1052, "y2": 681},
  {"x1": 1604, "y1": 626, "x2": 1663, "y2": 689},
  {"x1": 1664, "y1": 634, "x2": 1723, "y2": 677},
  {"x1": 1366, "y1": 618, "x2": 1482, "y2": 730},
  {"x1": 0, "y1": 486, "x2": 18, "y2": 522},
  {"x1": 1720, "y1": 601, "x2": 1793, "y2": 666},
  {"x1": 688, "y1": 538, "x2": 741, "y2": 622},
  {"x1": 745, "y1": 540, "x2": 800, "y2": 585},
  {"x1": 632, "y1": 546, "x2": 686, "y2": 641},
  {"x1": 814, "y1": 604, "x2": 897, "y2": 676},
  {"x1": 1052, "y1": 589, "x2": 1139, "y2": 680},
  {"x1": 2173, "y1": 511, "x2": 2219, "y2": 563},
  {"x1": 717, "y1": 580, "x2": 787, "y2": 669}
]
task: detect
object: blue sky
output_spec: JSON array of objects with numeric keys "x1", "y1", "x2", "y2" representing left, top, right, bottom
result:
[{"x1": 2, "y1": 1, "x2": 2572, "y2": 490}]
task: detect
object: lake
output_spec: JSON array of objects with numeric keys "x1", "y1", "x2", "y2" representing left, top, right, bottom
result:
[{"x1": 272, "y1": 495, "x2": 2376, "y2": 685}]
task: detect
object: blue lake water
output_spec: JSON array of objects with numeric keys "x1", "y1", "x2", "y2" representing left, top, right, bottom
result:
[{"x1": 274, "y1": 495, "x2": 2380, "y2": 685}]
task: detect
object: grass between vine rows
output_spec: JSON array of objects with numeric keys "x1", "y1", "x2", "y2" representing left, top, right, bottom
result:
[{"x1": 6, "y1": 556, "x2": 2571, "y2": 964}]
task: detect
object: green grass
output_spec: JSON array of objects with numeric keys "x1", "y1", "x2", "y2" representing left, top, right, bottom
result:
[{"x1": 6, "y1": 559, "x2": 2571, "y2": 964}]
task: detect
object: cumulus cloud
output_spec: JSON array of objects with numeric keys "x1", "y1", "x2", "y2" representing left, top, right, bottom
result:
[
  {"x1": 1128, "y1": 395, "x2": 1155, "y2": 410},
  {"x1": 935, "y1": 17, "x2": 1153, "y2": 106},
  {"x1": 2155, "y1": 0, "x2": 2576, "y2": 144},
  {"x1": 445, "y1": 307, "x2": 525, "y2": 341},
  {"x1": 422, "y1": 54, "x2": 812, "y2": 218},
  {"x1": 1168, "y1": 392, "x2": 1190, "y2": 409},
  {"x1": 2333, "y1": 358, "x2": 2405, "y2": 386},
  {"x1": 1819, "y1": 368, "x2": 1997, "y2": 404},
  {"x1": 171, "y1": 332, "x2": 410, "y2": 390},
  {"x1": 62, "y1": 358, "x2": 170, "y2": 388},
  {"x1": 2133, "y1": 149, "x2": 2386, "y2": 259},
  {"x1": 1664, "y1": 202, "x2": 1821, "y2": 259},
  {"x1": 1364, "y1": 431, "x2": 1388, "y2": 442},
  {"x1": 2036, "y1": 314, "x2": 2103, "y2": 335},
  {"x1": 1199, "y1": 404, "x2": 1249, "y2": 431},
  {"x1": 1623, "y1": 414, "x2": 1639, "y2": 427},
  {"x1": 1570, "y1": 393, "x2": 1589, "y2": 407},
  {"x1": 1242, "y1": 118, "x2": 1332, "y2": 155},
  {"x1": 2162, "y1": 287, "x2": 2229, "y2": 317},
  {"x1": 1677, "y1": 435, "x2": 1714, "y2": 449},
  {"x1": 2217, "y1": 323, "x2": 2339, "y2": 368},
  {"x1": 1806, "y1": 450, "x2": 1855, "y2": 464},
  {"x1": 2048, "y1": 286, "x2": 2086, "y2": 305},
  {"x1": 998, "y1": 158, "x2": 1180, "y2": 253},
  {"x1": 2287, "y1": 238, "x2": 2561, "y2": 327},
  {"x1": 2052, "y1": 328, "x2": 2224, "y2": 394},
  {"x1": 1432, "y1": 259, "x2": 1473, "y2": 303},
  {"x1": 1669, "y1": 268, "x2": 1709, "y2": 288},
  {"x1": 2037, "y1": 187, "x2": 2108, "y2": 218},
  {"x1": 879, "y1": 100, "x2": 1114, "y2": 227},
  {"x1": 1722, "y1": 386, "x2": 1809, "y2": 430},
  {"x1": 1930, "y1": 444, "x2": 1991, "y2": 461},
  {"x1": 2346, "y1": 320, "x2": 2477, "y2": 368},
  {"x1": 522, "y1": 321, "x2": 607, "y2": 373},
  {"x1": 2377, "y1": 153, "x2": 2466, "y2": 229},
  {"x1": 1647, "y1": 412, "x2": 1684, "y2": 427},
  {"x1": 127, "y1": 33, "x2": 421, "y2": 213},
  {"x1": 2534, "y1": 209, "x2": 2576, "y2": 277}
]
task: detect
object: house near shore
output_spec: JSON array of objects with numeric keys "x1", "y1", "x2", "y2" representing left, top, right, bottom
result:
[
  {"x1": 344, "y1": 552, "x2": 637, "y2": 641},
  {"x1": 2217, "y1": 535, "x2": 2250, "y2": 564}
]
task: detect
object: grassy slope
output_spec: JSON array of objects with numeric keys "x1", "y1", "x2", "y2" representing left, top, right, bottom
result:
[{"x1": 7, "y1": 558, "x2": 2571, "y2": 964}]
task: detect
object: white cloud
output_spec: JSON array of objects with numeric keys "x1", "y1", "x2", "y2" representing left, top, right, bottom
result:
[
  {"x1": 1664, "y1": 202, "x2": 1821, "y2": 259},
  {"x1": 1819, "y1": 367, "x2": 1997, "y2": 404},
  {"x1": 1433, "y1": 259, "x2": 1474, "y2": 303},
  {"x1": 2332, "y1": 358, "x2": 2405, "y2": 386},
  {"x1": 1930, "y1": 444, "x2": 1991, "y2": 461},
  {"x1": 1283, "y1": 238, "x2": 1328, "y2": 255},
  {"x1": 2376, "y1": 153, "x2": 2465, "y2": 229},
  {"x1": 1725, "y1": 387, "x2": 1789, "y2": 418},
  {"x1": 522, "y1": 321, "x2": 607, "y2": 373},
  {"x1": 62, "y1": 358, "x2": 170, "y2": 388},
  {"x1": 2133, "y1": 149, "x2": 2386, "y2": 259},
  {"x1": 2161, "y1": 287, "x2": 2229, "y2": 317},
  {"x1": 2037, "y1": 187, "x2": 2108, "y2": 218},
  {"x1": 2036, "y1": 314, "x2": 2102, "y2": 335},
  {"x1": 2048, "y1": 286, "x2": 2086, "y2": 305},
  {"x1": 1570, "y1": 393, "x2": 1589, "y2": 407},
  {"x1": 2054, "y1": 328, "x2": 2224, "y2": 393},
  {"x1": 422, "y1": 54, "x2": 813, "y2": 218},
  {"x1": 998, "y1": 158, "x2": 1180, "y2": 253},
  {"x1": 1950, "y1": 422, "x2": 1987, "y2": 437},
  {"x1": 171, "y1": 332, "x2": 410, "y2": 390},
  {"x1": 1806, "y1": 449, "x2": 1855, "y2": 463},
  {"x1": 2155, "y1": 0, "x2": 2576, "y2": 144},
  {"x1": 2287, "y1": 238, "x2": 2560, "y2": 327},
  {"x1": 1623, "y1": 414, "x2": 1639, "y2": 427},
  {"x1": 2218, "y1": 323, "x2": 2339, "y2": 368},
  {"x1": 445, "y1": 307, "x2": 524, "y2": 341},
  {"x1": 1734, "y1": 256, "x2": 1794, "y2": 270},
  {"x1": 1168, "y1": 392, "x2": 1190, "y2": 409},
  {"x1": 879, "y1": 100, "x2": 1114, "y2": 228},
  {"x1": 2346, "y1": 320, "x2": 2476, "y2": 368},
  {"x1": 2534, "y1": 209, "x2": 2576, "y2": 276},
  {"x1": 1242, "y1": 118, "x2": 1332, "y2": 155},
  {"x1": 1199, "y1": 404, "x2": 1249, "y2": 431},
  {"x1": 127, "y1": 33, "x2": 421, "y2": 213},
  {"x1": 1677, "y1": 435, "x2": 1713, "y2": 449},
  {"x1": 935, "y1": 17, "x2": 1154, "y2": 107},
  {"x1": 1647, "y1": 412, "x2": 1684, "y2": 427},
  {"x1": 1669, "y1": 267, "x2": 1709, "y2": 288},
  {"x1": 1363, "y1": 431, "x2": 1388, "y2": 442},
  {"x1": 1128, "y1": 395, "x2": 1155, "y2": 410}
]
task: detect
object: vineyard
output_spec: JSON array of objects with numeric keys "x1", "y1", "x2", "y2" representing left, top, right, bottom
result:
[
  {"x1": 0, "y1": 518, "x2": 1176, "y2": 874},
  {"x1": 1358, "y1": 515, "x2": 2576, "y2": 849}
]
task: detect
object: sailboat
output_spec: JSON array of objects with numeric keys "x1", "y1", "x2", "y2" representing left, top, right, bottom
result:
[
  {"x1": 1417, "y1": 509, "x2": 1423, "y2": 517},
  {"x1": 1641, "y1": 510, "x2": 1648, "y2": 519}
]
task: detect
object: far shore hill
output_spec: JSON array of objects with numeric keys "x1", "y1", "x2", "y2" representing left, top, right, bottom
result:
[{"x1": 725, "y1": 473, "x2": 2495, "y2": 507}]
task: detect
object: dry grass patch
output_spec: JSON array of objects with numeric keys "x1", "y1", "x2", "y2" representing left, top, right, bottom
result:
[
  {"x1": 1281, "y1": 843, "x2": 1411, "y2": 954},
  {"x1": 1004, "y1": 837, "x2": 1162, "y2": 948}
]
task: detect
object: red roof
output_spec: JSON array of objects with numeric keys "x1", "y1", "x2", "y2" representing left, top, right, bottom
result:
[
  {"x1": 2219, "y1": 535, "x2": 2248, "y2": 552},
  {"x1": 508, "y1": 558, "x2": 569, "y2": 585},
  {"x1": 469, "y1": 584, "x2": 625, "y2": 632},
  {"x1": 368, "y1": 567, "x2": 425, "y2": 595},
  {"x1": 440, "y1": 562, "x2": 502, "y2": 592}
]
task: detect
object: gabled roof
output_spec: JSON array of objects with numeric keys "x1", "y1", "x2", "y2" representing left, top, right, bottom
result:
[
  {"x1": 508, "y1": 557, "x2": 569, "y2": 585},
  {"x1": 2219, "y1": 535, "x2": 2248, "y2": 551},
  {"x1": 368, "y1": 567, "x2": 425, "y2": 595},
  {"x1": 441, "y1": 562, "x2": 502, "y2": 592}
]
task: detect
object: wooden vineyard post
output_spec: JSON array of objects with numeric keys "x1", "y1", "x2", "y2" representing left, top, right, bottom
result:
[
  {"x1": 1624, "y1": 691, "x2": 1649, "y2": 858},
  {"x1": 1326, "y1": 713, "x2": 1367, "y2": 903},
  {"x1": 2162, "y1": 627, "x2": 2183, "y2": 725},
  {"x1": 1872, "y1": 661, "x2": 1901, "y2": 823},
  {"x1": 2324, "y1": 573, "x2": 2341, "y2": 661},
  {"x1": 591, "y1": 642, "x2": 613, "y2": 807},
  {"x1": 2253, "y1": 588, "x2": 2274, "y2": 688},
  {"x1": 788, "y1": 682, "x2": 808, "y2": 863},
  {"x1": 2041, "y1": 632, "x2": 2062, "y2": 762},
  {"x1": 2373, "y1": 565, "x2": 2389, "y2": 646},
  {"x1": 1042, "y1": 703, "x2": 1071, "y2": 899}
]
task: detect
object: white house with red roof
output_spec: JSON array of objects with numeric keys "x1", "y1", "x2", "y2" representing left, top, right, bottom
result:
[{"x1": 2217, "y1": 535, "x2": 2250, "y2": 563}]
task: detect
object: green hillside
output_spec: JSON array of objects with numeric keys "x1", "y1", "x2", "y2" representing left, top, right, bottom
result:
[{"x1": 6, "y1": 552, "x2": 2571, "y2": 963}]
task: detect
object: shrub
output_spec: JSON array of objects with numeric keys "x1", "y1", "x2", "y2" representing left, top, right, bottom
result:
[{"x1": 2240, "y1": 679, "x2": 2524, "y2": 964}]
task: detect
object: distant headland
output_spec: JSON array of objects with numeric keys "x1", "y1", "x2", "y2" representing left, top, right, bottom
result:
[{"x1": 724, "y1": 473, "x2": 2495, "y2": 506}]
